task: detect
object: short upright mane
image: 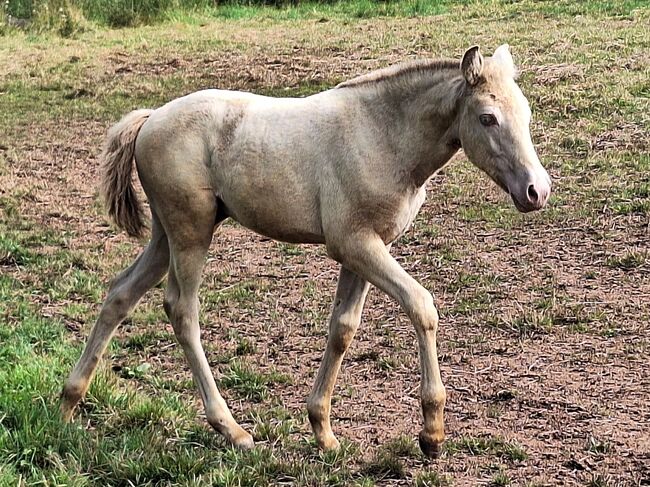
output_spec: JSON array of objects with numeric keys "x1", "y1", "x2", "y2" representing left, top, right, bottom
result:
[{"x1": 336, "y1": 59, "x2": 459, "y2": 89}]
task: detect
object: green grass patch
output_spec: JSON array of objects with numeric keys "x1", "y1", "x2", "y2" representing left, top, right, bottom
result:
[
  {"x1": 204, "y1": 280, "x2": 270, "y2": 308},
  {"x1": 0, "y1": 239, "x2": 376, "y2": 484},
  {"x1": 606, "y1": 250, "x2": 647, "y2": 270},
  {"x1": 416, "y1": 470, "x2": 452, "y2": 486},
  {"x1": 219, "y1": 359, "x2": 290, "y2": 402},
  {"x1": 2, "y1": 0, "x2": 463, "y2": 30},
  {"x1": 3, "y1": 0, "x2": 647, "y2": 32},
  {"x1": 0, "y1": 231, "x2": 34, "y2": 266},
  {"x1": 445, "y1": 435, "x2": 527, "y2": 462},
  {"x1": 361, "y1": 449, "x2": 406, "y2": 480}
]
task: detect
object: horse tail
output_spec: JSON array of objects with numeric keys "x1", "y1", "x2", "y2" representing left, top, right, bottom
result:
[{"x1": 100, "y1": 109, "x2": 153, "y2": 239}]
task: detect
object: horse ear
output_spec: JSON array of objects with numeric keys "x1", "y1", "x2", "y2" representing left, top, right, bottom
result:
[
  {"x1": 492, "y1": 44, "x2": 516, "y2": 77},
  {"x1": 461, "y1": 46, "x2": 484, "y2": 86}
]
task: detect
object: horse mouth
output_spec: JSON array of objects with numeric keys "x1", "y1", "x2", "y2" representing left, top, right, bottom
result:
[
  {"x1": 510, "y1": 194, "x2": 536, "y2": 213},
  {"x1": 492, "y1": 175, "x2": 538, "y2": 213},
  {"x1": 489, "y1": 171, "x2": 545, "y2": 213}
]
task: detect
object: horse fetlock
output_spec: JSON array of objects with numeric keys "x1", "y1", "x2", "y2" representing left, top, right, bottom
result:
[
  {"x1": 60, "y1": 403, "x2": 76, "y2": 423},
  {"x1": 418, "y1": 429, "x2": 445, "y2": 459},
  {"x1": 306, "y1": 393, "x2": 331, "y2": 421},
  {"x1": 206, "y1": 411, "x2": 232, "y2": 433},
  {"x1": 308, "y1": 405, "x2": 339, "y2": 451},
  {"x1": 61, "y1": 379, "x2": 86, "y2": 403},
  {"x1": 421, "y1": 389, "x2": 446, "y2": 411},
  {"x1": 60, "y1": 380, "x2": 86, "y2": 422},
  {"x1": 60, "y1": 394, "x2": 78, "y2": 419},
  {"x1": 229, "y1": 428, "x2": 255, "y2": 450},
  {"x1": 207, "y1": 414, "x2": 254, "y2": 449},
  {"x1": 316, "y1": 431, "x2": 340, "y2": 451}
]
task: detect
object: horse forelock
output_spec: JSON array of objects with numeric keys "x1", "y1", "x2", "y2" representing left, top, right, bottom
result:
[{"x1": 470, "y1": 60, "x2": 524, "y2": 109}]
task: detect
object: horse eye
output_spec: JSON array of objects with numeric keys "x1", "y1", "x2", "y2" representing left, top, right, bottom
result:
[{"x1": 479, "y1": 114, "x2": 498, "y2": 126}]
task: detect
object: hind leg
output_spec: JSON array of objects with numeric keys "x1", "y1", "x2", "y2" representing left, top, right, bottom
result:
[
  {"x1": 61, "y1": 215, "x2": 169, "y2": 421},
  {"x1": 162, "y1": 193, "x2": 253, "y2": 449}
]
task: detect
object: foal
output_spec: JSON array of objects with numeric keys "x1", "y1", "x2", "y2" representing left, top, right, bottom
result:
[{"x1": 61, "y1": 45, "x2": 550, "y2": 457}]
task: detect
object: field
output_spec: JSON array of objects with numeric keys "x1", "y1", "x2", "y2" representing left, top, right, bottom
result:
[{"x1": 0, "y1": 1, "x2": 649, "y2": 485}]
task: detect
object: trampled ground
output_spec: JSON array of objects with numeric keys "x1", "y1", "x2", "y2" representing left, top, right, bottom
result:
[{"x1": 0, "y1": 2, "x2": 649, "y2": 486}]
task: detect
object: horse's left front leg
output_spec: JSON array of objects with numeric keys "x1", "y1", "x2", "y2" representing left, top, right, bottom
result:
[
  {"x1": 307, "y1": 266, "x2": 370, "y2": 450},
  {"x1": 330, "y1": 232, "x2": 446, "y2": 458}
]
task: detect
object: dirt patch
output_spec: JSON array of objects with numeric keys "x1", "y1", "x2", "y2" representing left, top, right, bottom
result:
[
  {"x1": 528, "y1": 63, "x2": 584, "y2": 86},
  {"x1": 591, "y1": 122, "x2": 649, "y2": 152}
]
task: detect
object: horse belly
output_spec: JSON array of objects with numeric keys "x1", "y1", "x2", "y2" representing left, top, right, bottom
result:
[{"x1": 218, "y1": 175, "x2": 324, "y2": 244}]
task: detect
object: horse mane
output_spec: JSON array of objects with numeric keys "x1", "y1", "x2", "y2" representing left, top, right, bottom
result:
[{"x1": 336, "y1": 59, "x2": 460, "y2": 90}]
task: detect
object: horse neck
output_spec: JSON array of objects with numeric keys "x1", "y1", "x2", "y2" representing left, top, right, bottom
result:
[{"x1": 347, "y1": 70, "x2": 465, "y2": 187}]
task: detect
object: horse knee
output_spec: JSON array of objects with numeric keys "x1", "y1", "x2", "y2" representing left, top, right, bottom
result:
[
  {"x1": 62, "y1": 377, "x2": 86, "y2": 404},
  {"x1": 407, "y1": 290, "x2": 438, "y2": 333},
  {"x1": 329, "y1": 312, "x2": 358, "y2": 354}
]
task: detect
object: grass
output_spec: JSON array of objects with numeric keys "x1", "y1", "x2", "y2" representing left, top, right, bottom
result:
[
  {"x1": 416, "y1": 471, "x2": 452, "y2": 487},
  {"x1": 219, "y1": 359, "x2": 290, "y2": 402},
  {"x1": 586, "y1": 436, "x2": 612, "y2": 455},
  {"x1": 445, "y1": 435, "x2": 527, "y2": 462},
  {"x1": 0, "y1": 237, "x2": 374, "y2": 483},
  {"x1": 2, "y1": 0, "x2": 647, "y2": 31},
  {"x1": 204, "y1": 280, "x2": 270, "y2": 308},
  {"x1": 1, "y1": 0, "x2": 649, "y2": 485},
  {"x1": 491, "y1": 470, "x2": 512, "y2": 486},
  {"x1": 606, "y1": 250, "x2": 648, "y2": 270},
  {"x1": 355, "y1": 435, "x2": 430, "y2": 481}
]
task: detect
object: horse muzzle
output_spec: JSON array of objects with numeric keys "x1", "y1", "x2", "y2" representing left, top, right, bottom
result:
[{"x1": 510, "y1": 174, "x2": 551, "y2": 213}]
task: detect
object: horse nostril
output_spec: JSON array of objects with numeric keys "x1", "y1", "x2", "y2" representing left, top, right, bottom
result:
[{"x1": 527, "y1": 184, "x2": 539, "y2": 203}]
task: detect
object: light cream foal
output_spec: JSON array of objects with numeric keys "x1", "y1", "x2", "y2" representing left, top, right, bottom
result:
[{"x1": 61, "y1": 45, "x2": 550, "y2": 458}]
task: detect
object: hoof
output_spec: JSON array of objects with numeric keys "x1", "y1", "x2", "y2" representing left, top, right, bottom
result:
[
  {"x1": 418, "y1": 430, "x2": 443, "y2": 459},
  {"x1": 60, "y1": 406, "x2": 74, "y2": 423},
  {"x1": 317, "y1": 434, "x2": 340, "y2": 452},
  {"x1": 60, "y1": 398, "x2": 77, "y2": 423},
  {"x1": 231, "y1": 431, "x2": 255, "y2": 450}
]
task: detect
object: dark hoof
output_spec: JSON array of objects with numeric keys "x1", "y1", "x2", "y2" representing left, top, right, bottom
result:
[{"x1": 418, "y1": 431, "x2": 443, "y2": 459}]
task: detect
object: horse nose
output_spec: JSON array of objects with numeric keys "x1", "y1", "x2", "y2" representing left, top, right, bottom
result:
[{"x1": 526, "y1": 182, "x2": 550, "y2": 208}]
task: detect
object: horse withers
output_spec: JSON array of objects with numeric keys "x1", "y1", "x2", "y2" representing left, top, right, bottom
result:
[{"x1": 61, "y1": 45, "x2": 550, "y2": 458}]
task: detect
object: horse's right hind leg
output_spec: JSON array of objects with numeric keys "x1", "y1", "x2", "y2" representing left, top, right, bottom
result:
[{"x1": 61, "y1": 215, "x2": 169, "y2": 421}]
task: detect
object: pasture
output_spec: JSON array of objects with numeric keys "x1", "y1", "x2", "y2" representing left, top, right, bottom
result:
[{"x1": 0, "y1": 1, "x2": 648, "y2": 485}]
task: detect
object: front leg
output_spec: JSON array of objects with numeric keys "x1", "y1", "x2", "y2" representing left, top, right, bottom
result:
[
  {"x1": 307, "y1": 267, "x2": 370, "y2": 450},
  {"x1": 328, "y1": 231, "x2": 446, "y2": 458}
]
